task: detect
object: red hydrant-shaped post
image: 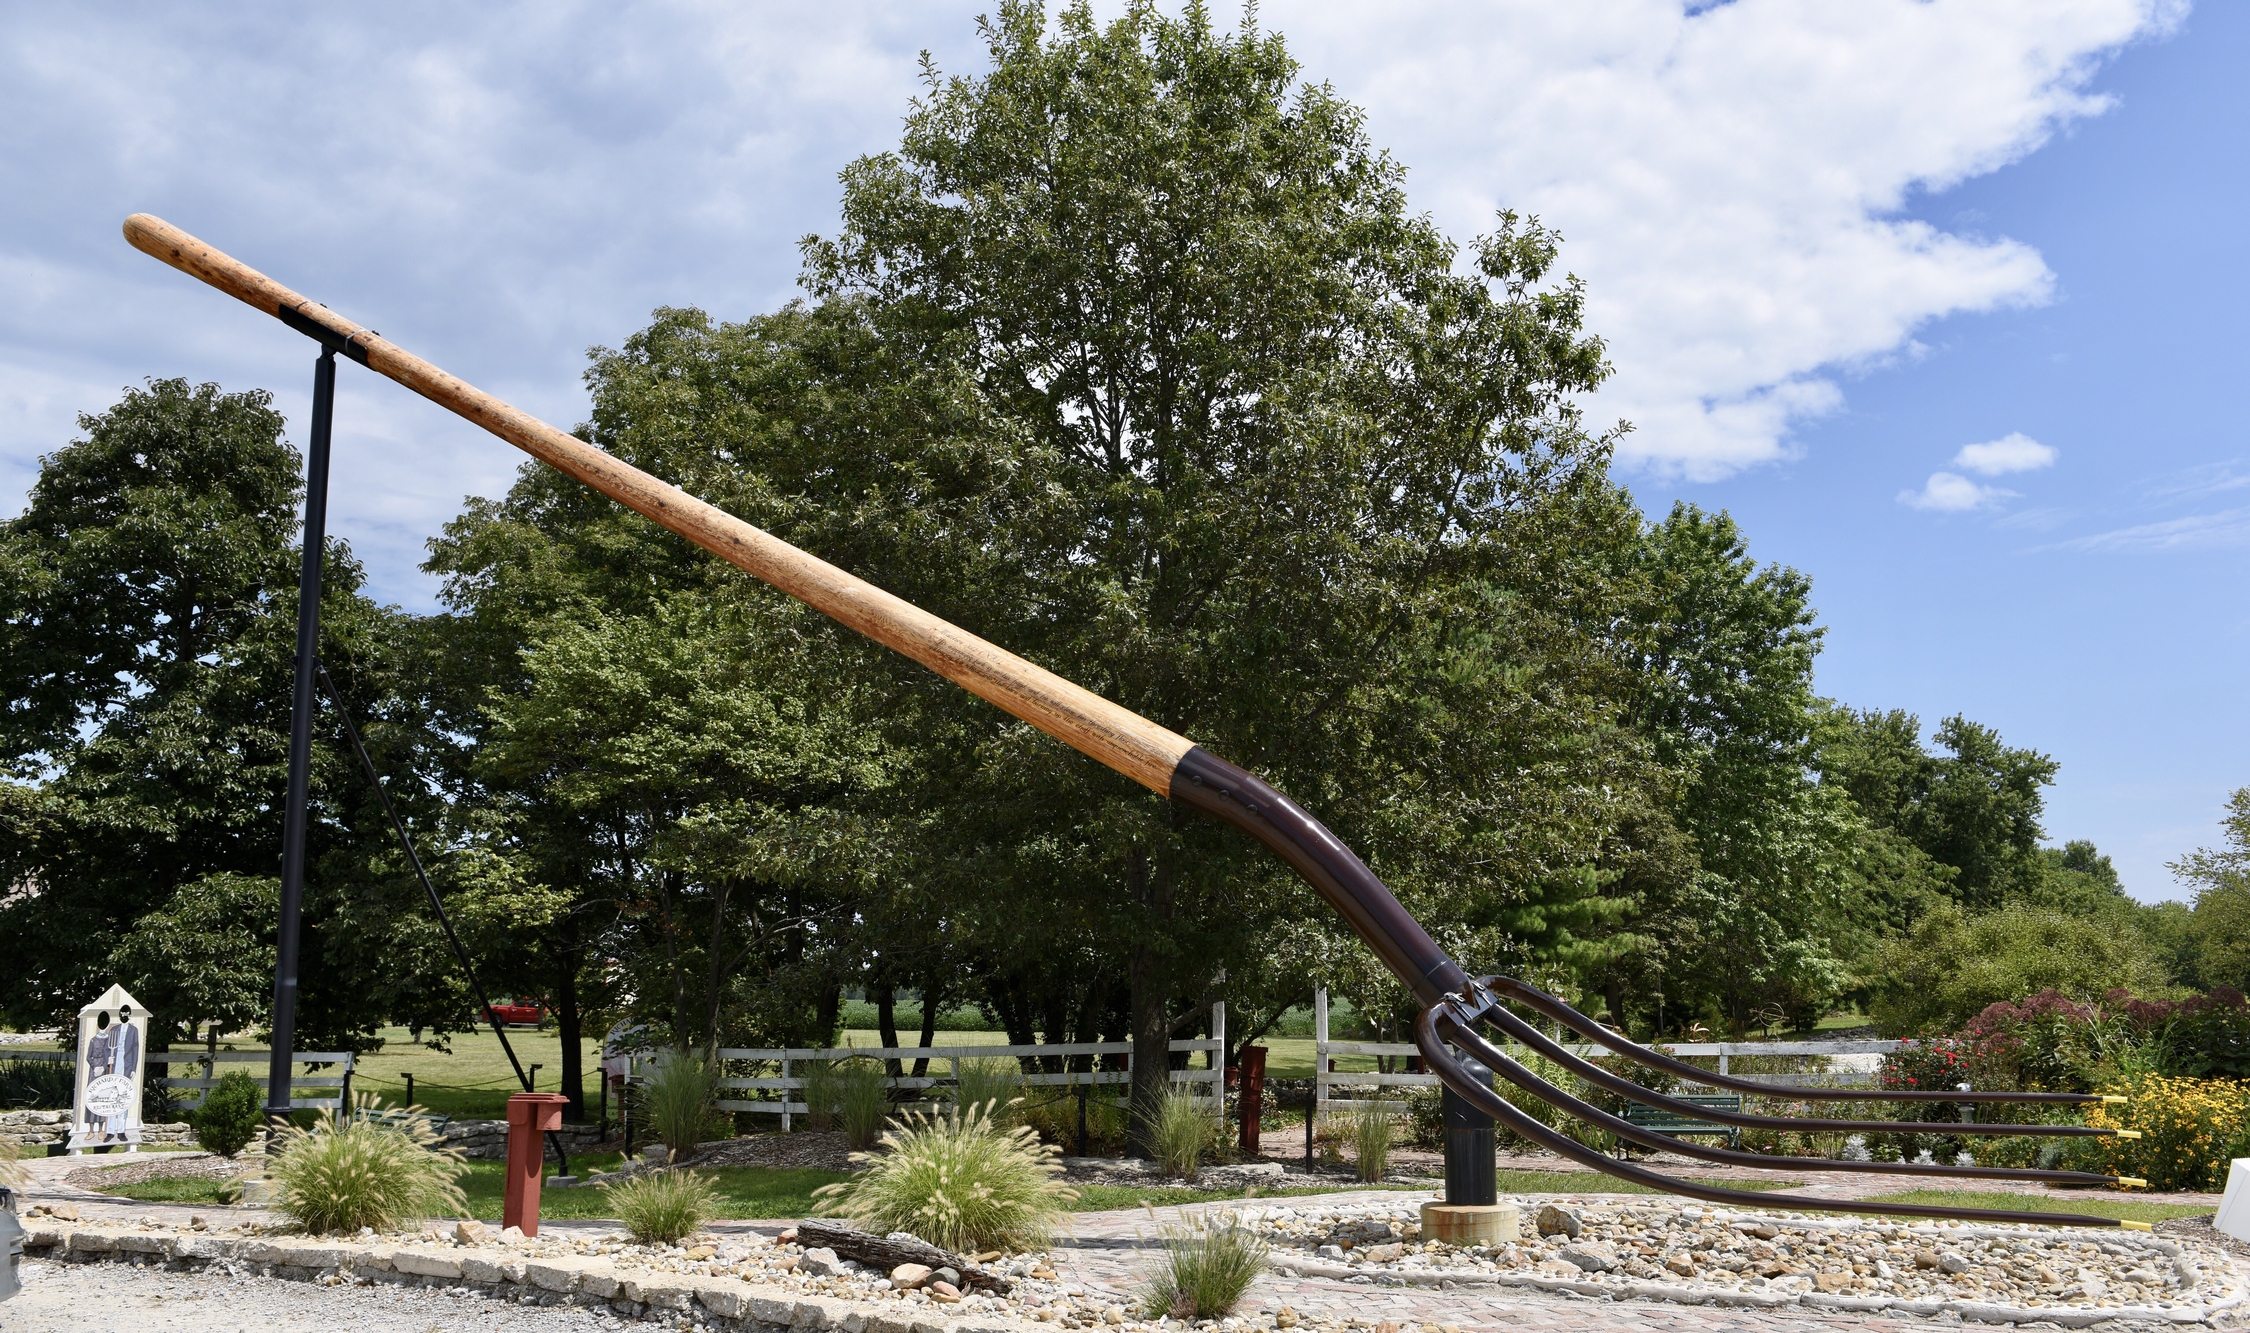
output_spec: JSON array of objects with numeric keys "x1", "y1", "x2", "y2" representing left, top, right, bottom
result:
[
  {"x1": 503, "y1": 1092, "x2": 570, "y2": 1237},
  {"x1": 1237, "y1": 1045, "x2": 1268, "y2": 1153}
]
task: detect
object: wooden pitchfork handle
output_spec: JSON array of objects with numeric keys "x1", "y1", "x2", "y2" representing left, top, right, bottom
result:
[{"x1": 121, "y1": 213, "x2": 1470, "y2": 1009}]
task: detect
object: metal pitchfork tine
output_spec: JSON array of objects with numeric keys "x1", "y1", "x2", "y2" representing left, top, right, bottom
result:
[{"x1": 123, "y1": 212, "x2": 2148, "y2": 1230}]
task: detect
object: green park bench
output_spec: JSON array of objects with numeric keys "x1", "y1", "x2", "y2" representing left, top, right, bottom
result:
[
  {"x1": 358, "y1": 1107, "x2": 453, "y2": 1134},
  {"x1": 1622, "y1": 1093, "x2": 1742, "y2": 1148}
]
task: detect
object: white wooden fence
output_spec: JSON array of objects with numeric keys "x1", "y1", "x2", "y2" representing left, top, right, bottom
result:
[
  {"x1": 620, "y1": 1001, "x2": 1231, "y2": 1132},
  {"x1": 3, "y1": 1048, "x2": 358, "y2": 1112},
  {"x1": 1309, "y1": 986, "x2": 1907, "y2": 1120}
]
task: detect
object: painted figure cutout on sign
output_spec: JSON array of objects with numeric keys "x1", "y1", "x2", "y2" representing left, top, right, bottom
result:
[{"x1": 68, "y1": 984, "x2": 150, "y2": 1154}]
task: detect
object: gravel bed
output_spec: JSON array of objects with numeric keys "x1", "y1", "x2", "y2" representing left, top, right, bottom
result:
[{"x1": 1243, "y1": 1196, "x2": 2247, "y2": 1321}]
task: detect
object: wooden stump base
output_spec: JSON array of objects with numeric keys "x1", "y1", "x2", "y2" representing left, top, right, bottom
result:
[{"x1": 1419, "y1": 1202, "x2": 1519, "y2": 1246}]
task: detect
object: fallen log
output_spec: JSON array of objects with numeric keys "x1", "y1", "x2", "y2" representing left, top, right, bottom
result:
[{"x1": 794, "y1": 1220, "x2": 1013, "y2": 1294}]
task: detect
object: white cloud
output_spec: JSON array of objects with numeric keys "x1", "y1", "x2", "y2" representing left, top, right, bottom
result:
[
  {"x1": 1900, "y1": 471, "x2": 2018, "y2": 512},
  {"x1": 1953, "y1": 432, "x2": 2058, "y2": 475},
  {"x1": 1270, "y1": 0, "x2": 2183, "y2": 479},
  {"x1": 2140, "y1": 459, "x2": 2250, "y2": 503},
  {"x1": 0, "y1": 0, "x2": 2187, "y2": 605},
  {"x1": 2051, "y1": 507, "x2": 2250, "y2": 553}
]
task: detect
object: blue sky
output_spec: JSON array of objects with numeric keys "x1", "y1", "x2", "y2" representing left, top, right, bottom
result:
[{"x1": 1, "y1": 1, "x2": 2236, "y2": 899}]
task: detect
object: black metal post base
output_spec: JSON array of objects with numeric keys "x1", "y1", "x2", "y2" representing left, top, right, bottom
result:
[{"x1": 1442, "y1": 1049, "x2": 1496, "y2": 1206}]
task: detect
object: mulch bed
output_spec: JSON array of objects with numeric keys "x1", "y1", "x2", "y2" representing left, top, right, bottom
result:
[
  {"x1": 684, "y1": 1131, "x2": 860, "y2": 1171},
  {"x1": 64, "y1": 1154, "x2": 256, "y2": 1191}
]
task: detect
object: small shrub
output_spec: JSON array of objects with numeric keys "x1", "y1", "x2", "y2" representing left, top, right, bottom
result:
[
  {"x1": 815, "y1": 1102, "x2": 1075, "y2": 1252},
  {"x1": 1140, "y1": 1213, "x2": 1268, "y2": 1319},
  {"x1": 0, "y1": 1056, "x2": 74, "y2": 1110},
  {"x1": 644, "y1": 1049, "x2": 720, "y2": 1161},
  {"x1": 1404, "y1": 1087, "x2": 1444, "y2": 1149},
  {"x1": 2085, "y1": 1074, "x2": 2250, "y2": 1192},
  {"x1": 800, "y1": 1058, "x2": 838, "y2": 1132},
  {"x1": 953, "y1": 1057, "x2": 1026, "y2": 1123},
  {"x1": 605, "y1": 1169, "x2": 718, "y2": 1245},
  {"x1": 1350, "y1": 1104, "x2": 1396, "y2": 1183},
  {"x1": 267, "y1": 1095, "x2": 466, "y2": 1234},
  {"x1": 1146, "y1": 1087, "x2": 1216, "y2": 1178},
  {"x1": 192, "y1": 1070, "x2": 266, "y2": 1158},
  {"x1": 833, "y1": 1058, "x2": 891, "y2": 1150}
]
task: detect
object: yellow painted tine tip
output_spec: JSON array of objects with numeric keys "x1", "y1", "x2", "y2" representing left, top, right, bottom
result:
[
  {"x1": 2116, "y1": 1177, "x2": 2149, "y2": 1188},
  {"x1": 2121, "y1": 1220, "x2": 2155, "y2": 1231},
  {"x1": 2114, "y1": 1129, "x2": 2143, "y2": 1139},
  {"x1": 2102, "y1": 1095, "x2": 2130, "y2": 1104}
]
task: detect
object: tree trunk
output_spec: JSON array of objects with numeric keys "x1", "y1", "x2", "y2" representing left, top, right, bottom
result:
[
  {"x1": 875, "y1": 984, "x2": 901, "y2": 1076},
  {"x1": 792, "y1": 1221, "x2": 1012, "y2": 1293},
  {"x1": 816, "y1": 982, "x2": 842, "y2": 1048},
  {"x1": 911, "y1": 981, "x2": 942, "y2": 1080},
  {"x1": 557, "y1": 949, "x2": 585, "y2": 1122},
  {"x1": 1122, "y1": 844, "x2": 1184, "y2": 1157}
]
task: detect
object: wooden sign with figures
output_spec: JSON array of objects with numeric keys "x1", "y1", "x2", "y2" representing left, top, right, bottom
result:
[{"x1": 68, "y1": 984, "x2": 150, "y2": 1154}]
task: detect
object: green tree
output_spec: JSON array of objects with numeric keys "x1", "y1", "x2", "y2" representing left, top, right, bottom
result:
[
  {"x1": 1866, "y1": 901, "x2": 2169, "y2": 1036},
  {"x1": 1818, "y1": 708, "x2": 2058, "y2": 911},
  {"x1": 1581, "y1": 505, "x2": 1858, "y2": 1036},
  {"x1": 2173, "y1": 787, "x2": 2250, "y2": 992},
  {"x1": 0, "y1": 380, "x2": 451, "y2": 1049},
  {"x1": 109, "y1": 872, "x2": 278, "y2": 1048},
  {"x1": 799, "y1": 0, "x2": 1648, "y2": 1142}
]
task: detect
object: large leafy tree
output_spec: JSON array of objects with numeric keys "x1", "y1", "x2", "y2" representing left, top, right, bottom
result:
[
  {"x1": 0, "y1": 379, "x2": 453, "y2": 1048},
  {"x1": 798, "y1": 0, "x2": 1653, "y2": 1138},
  {"x1": 1819, "y1": 708, "x2": 2058, "y2": 912},
  {"x1": 2173, "y1": 787, "x2": 2250, "y2": 992},
  {"x1": 1579, "y1": 505, "x2": 1856, "y2": 1035}
]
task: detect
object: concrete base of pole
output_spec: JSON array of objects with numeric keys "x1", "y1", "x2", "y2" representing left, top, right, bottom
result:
[{"x1": 1419, "y1": 1201, "x2": 1519, "y2": 1246}]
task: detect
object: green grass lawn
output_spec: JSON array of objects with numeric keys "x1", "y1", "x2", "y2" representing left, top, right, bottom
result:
[
  {"x1": 350, "y1": 1025, "x2": 605, "y2": 1121},
  {"x1": 458, "y1": 1158, "x2": 850, "y2": 1222},
  {"x1": 1864, "y1": 1190, "x2": 2214, "y2": 1225}
]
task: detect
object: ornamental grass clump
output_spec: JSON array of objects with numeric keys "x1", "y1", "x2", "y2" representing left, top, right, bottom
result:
[
  {"x1": 604, "y1": 1169, "x2": 719, "y2": 1245},
  {"x1": 834, "y1": 1057, "x2": 892, "y2": 1150},
  {"x1": 953, "y1": 1057, "x2": 1026, "y2": 1125},
  {"x1": 1351, "y1": 1103, "x2": 1397, "y2": 1182},
  {"x1": 1147, "y1": 1086, "x2": 1216, "y2": 1178},
  {"x1": 800, "y1": 1058, "x2": 840, "y2": 1131},
  {"x1": 1, "y1": 1137, "x2": 24, "y2": 1188},
  {"x1": 812, "y1": 1102, "x2": 1076, "y2": 1253},
  {"x1": 266, "y1": 1095, "x2": 465, "y2": 1234},
  {"x1": 644, "y1": 1049, "x2": 720, "y2": 1162},
  {"x1": 1140, "y1": 1212, "x2": 1268, "y2": 1320}
]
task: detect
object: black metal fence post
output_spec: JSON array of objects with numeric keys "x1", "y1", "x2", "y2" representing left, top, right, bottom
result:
[{"x1": 266, "y1": 346, "x2": 336, "y2": 1139}]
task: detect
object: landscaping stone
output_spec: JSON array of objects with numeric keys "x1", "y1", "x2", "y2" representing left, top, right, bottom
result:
[{"x1": 1532, "y1": 1202, "x2": 1581, "y2": 1238}]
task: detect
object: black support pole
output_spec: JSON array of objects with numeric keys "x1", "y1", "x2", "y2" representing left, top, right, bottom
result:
[
  {"x1": 267, "y1": 346, "x2": 336, "y2": 1135},
  {"x1": 1442, "y1": 1049, "x2": 1496, "y2": 1206}
]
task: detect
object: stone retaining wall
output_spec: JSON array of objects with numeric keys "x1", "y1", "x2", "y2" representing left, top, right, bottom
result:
[
  {"x1": 436, "y1": 1118, "x2": 608, "y2": 1161},
  {"x1": 1, "y1": 1109, "x2": 195, "y2": 1150},
  {"x1": 18, "y1": 1222, "x2": 1013, "y2": 1333}
]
